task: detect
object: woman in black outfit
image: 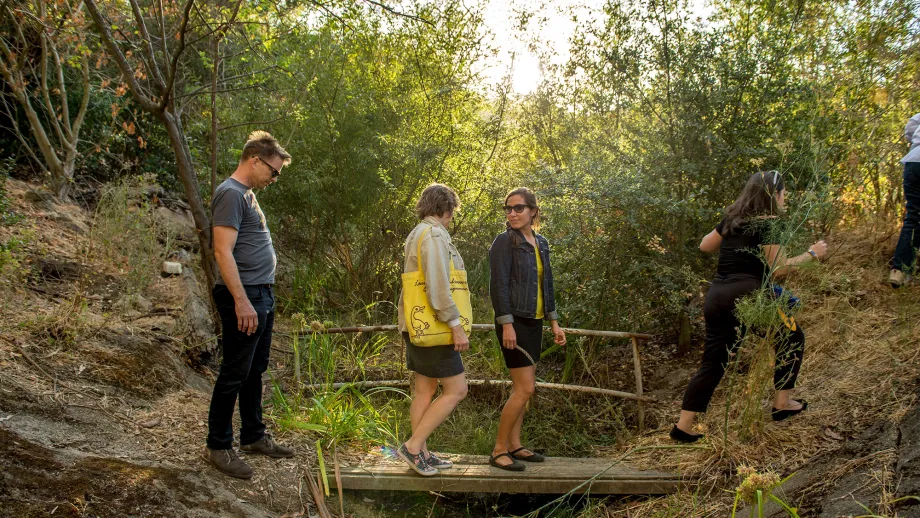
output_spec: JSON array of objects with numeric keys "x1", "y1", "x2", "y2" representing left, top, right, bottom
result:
[
  {"x1": 671, "y1": 171, "x2": 828, "y2": 443},
  {"x1": 488, "y1": 187, "x2": 567, "y2": 470}
]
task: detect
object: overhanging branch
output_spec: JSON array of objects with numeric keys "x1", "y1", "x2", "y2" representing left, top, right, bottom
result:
[{"x1": 83, "y1": 0, "x2": 159, "y2": 113}]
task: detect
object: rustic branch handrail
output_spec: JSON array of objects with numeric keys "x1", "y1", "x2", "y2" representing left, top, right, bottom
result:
[
  {"x1": 292, "y1": 324, "x2": 653, "y2": 341},
  {"x1": 283, "y1": 322, "x2": 654, "y2": 431},
  {"x1": 299, "y1": 379, "x2": 656, "y2": 403}
]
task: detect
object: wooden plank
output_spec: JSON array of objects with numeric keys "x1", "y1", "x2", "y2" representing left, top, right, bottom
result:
[
  {"x1": 331, "y1": 473, "x2": 680, "y2": 494},
  {"x1": 339, "y1": 464, "x2": 673, "y2": 480},
  {"x1": 329, "y1": 456, "x2": 681, "y2": 495}
]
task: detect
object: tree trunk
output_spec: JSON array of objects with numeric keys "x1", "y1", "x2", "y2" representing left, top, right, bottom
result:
[
  {"x1": 180, "y1": 252, "x2": 218, "y2": 363},
  {"x1": 52, "y1": 149, "x2": 79, "y2": 201},
  {"x1": 210, "y1": 36, "x2": 220, "y2": 201},
  {"x1": 49, "y1": 163, "x2": 72, "y2": 201},
  {"x1": 161, "y1": 111, "x2": 218, "y2": 290},
  {"x1": 676, "y1": 172, "x2": 692, "y2": 355}
]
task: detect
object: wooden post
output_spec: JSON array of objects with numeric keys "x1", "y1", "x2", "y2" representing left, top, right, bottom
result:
[{"x1": 631, "y1": 337, "x2": 645, "y2": 432}]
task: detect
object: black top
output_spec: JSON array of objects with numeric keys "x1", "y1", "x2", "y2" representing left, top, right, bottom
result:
[{"x1": 714, "y1": 218, "x2": 777, "y2": 281}]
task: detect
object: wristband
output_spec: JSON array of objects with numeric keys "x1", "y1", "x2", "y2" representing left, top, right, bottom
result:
[{"x1": 807, "y1": 249, "x2": 818, "y2": 260}]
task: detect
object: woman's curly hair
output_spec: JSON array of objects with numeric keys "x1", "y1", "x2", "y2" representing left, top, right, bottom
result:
[{"x1": 416, "y1": 183, "x2": 460, "y2": 219}]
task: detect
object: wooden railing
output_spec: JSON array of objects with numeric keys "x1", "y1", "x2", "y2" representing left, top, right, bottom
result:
[{"x1": 293, "y1": 324, "x2": 654, "y2": 430}]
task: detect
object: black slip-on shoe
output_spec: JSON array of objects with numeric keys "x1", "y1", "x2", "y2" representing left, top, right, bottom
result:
[
  {"x1": 669, "y1": 425, "x2": 704, "y2": 443},
  {"x1": 772, "y1": 400, "x2": 808, "y2": 422},
  {"x1": 510, "y1": 447, "x2": 545, "y2": 462},
  {"x1": 489, "y1": 452, "x2": 525, "y2": 471}
]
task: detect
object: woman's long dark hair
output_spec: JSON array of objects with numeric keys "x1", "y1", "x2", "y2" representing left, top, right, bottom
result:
[
  {"x1": 721, "y1": 170, "x2": 785, "y2": 236},
  {"x1": 504, "y1": 187, "x2": 541, "y2": 246}
]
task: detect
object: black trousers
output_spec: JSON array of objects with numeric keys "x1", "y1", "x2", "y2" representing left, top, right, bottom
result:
[
  {"x1": 681, "y1": 277, "x2": 805, "y2": 413},
  {"x1": 893, "y1": 162, "x2": 920, "y2": 272},
  {"x1": 207, "y1": 284, "x2": 275, "y2": 450}
]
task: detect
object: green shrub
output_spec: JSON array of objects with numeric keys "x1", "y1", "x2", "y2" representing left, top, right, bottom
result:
[
  {"x1": 88, "y1": 175, "x2": 171, "y2": 295},
  {"x1": 0, "y1": 159, "x2": 22, "y2": 226}
]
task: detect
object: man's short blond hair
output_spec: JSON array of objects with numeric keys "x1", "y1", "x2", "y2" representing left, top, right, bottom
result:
[
  {"x1": 240, "y1": 130, "x2": 292, "y2": 165},
  {"x1": 415, "y1": 183, "x2": 460, "y2": 219}
]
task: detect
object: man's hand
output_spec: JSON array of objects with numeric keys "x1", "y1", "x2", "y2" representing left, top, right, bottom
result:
[
  {"x1": 235, "y1": 297, "x2": 258, "y2": 335},
  {"x1": 501, "y1": 322, "x2": 517, "y2": 350},
  {"x1": 452, "y1": 325, "x2": 469, "y2": 352}
]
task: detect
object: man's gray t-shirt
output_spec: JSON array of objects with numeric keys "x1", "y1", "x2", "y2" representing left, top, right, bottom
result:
[{"x1": 212, "y1": 178, "x2": 276, "y2": 285}]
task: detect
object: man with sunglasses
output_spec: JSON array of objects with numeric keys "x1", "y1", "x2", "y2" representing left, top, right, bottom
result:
[{"x1": 206, "y1": 130, "x2": 292, "y2": 479}]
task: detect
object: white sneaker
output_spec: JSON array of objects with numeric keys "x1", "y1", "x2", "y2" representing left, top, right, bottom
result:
[{"x1": 889, "y1": 269, "x2": 910, "y2": 288}]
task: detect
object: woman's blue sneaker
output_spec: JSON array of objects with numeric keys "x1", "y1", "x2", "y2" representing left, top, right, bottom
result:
[
  {"x1": 397, "y1": 443, "x2": 438, "y2": 476},
  {"x1": 425, "y1": 451, "x2": 453, "y2": 469}
]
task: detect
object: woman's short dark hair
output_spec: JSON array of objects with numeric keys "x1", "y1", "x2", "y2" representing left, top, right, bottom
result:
[
  {"x1": 416, "y1": 183, "x2": 460, "y2": 219},
  {"x1": 721, "y1": 170, "x2": 785, "y2": 235}
]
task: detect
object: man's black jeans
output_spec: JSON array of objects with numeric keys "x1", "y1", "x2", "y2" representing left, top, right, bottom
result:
[
  {"x1": 893, "y1": 162, "x2": 920, "y2": 273},
  {"x1": 207, "y1": 284, "x2": 275, "y2": 450}
]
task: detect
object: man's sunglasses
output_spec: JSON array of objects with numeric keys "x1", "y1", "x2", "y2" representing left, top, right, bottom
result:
[
  {"x1": 503, "y1": 204, "x2": 532, "y2": 214},
  {"x1": 257, "y1": 157, "x2": 281, "y2": 178}
]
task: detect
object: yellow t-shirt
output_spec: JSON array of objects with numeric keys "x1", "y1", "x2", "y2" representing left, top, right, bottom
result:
[{"x1": 535, "y1": 246, "x2": 544, "y2": 319}]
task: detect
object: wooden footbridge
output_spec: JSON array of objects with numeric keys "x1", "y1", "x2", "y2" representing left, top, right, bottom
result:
[
  {"x1": 329, "y1": 454, "x2": 681, "y2": 495},
  {"x1": 294, "y1": 323, "x2": 683, "y2": 495}
]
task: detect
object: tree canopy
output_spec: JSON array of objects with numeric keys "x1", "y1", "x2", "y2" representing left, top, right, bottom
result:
[{"x1": 1, "y1": 0, "x2": 918, "y2": 339}]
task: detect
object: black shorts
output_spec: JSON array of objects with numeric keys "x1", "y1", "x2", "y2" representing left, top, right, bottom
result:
[
  {"x1": 496, "y1": 317, "x2": 543, "y2": 369},
  {"x1": 402, "y1": 333, "x2": 464, "y2": 379}
]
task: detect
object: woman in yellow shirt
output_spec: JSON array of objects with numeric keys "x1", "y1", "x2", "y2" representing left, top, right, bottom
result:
[{"x1": 487, "y1": 187, "x2": 566, "y2": 471}]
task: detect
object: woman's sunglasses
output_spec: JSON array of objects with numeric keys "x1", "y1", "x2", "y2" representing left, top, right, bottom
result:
[{"x1": 503, "y1": 204, "x2": 532, "y2": 214}]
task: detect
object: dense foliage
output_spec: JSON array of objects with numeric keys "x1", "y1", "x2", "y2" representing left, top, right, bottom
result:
[{"x1": 1, "y1": 0, "x2": 918, "y2": 341}]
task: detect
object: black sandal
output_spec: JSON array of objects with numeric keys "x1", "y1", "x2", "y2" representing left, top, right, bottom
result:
[
  {"x1": 669, "y1": 425, "x2": 704, "y2": 443},
  {"x1": 772, "y1": 400, "x2": 808, "y2": 422},
  {"x1": 489, "y1": 452, "x2": 525, "y2": 471},
  {"x1": 510, "y1": 447, "x2": 545, "y2": 462}
]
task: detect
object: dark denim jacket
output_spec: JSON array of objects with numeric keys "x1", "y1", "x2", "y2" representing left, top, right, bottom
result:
[{"x1": 488, "y1": 229, "x2": 559, "y2": 324}]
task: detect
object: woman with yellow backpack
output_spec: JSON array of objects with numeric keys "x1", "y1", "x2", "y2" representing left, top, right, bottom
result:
[{"x1": 396, "y1": 183, "x2": 472, "y2": 476}]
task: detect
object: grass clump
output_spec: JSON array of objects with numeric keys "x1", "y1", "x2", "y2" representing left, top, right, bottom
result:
[
  {"x1": 730, "y1": 465, "x2": 798, "y2": 517},
  {"x1": 0, "y1": 162, "x2": 22, "y2": 226},
  {"x1": 88, "y1": 174, "x2": 171, "y2": 296},
  {"x1": 0, "y1": 228, "x2": 33, "y2": 284}
]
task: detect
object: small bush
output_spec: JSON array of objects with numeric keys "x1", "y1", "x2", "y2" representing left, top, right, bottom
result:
[
  {"x1": 88, "y1": 175, "x2": 171, "y2": 295},
  {"x1": 0, "y1": 160, "x2": 22, "y2": 226}
]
